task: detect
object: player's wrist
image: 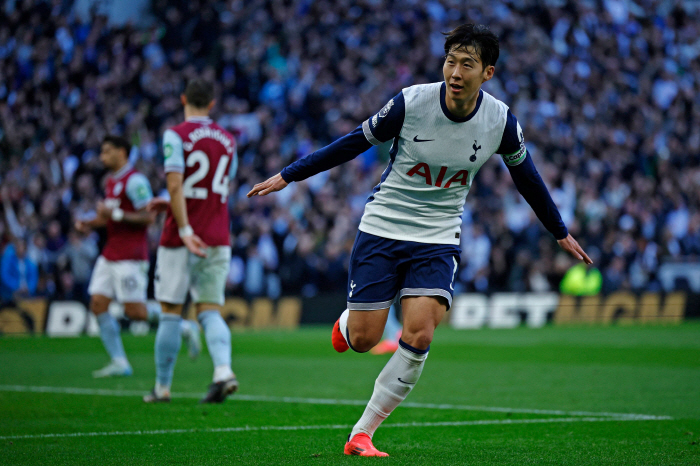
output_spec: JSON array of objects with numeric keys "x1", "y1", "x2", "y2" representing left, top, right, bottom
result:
[
  {"x1": 279, "y1": 169, "x2": 292, "y2": 184},
  {"x1": 111, "y1": 208, "x2": 125, "y2": 222},
  {"x1": 178, "y1": 224, "x2": 194, "y2": 238}
]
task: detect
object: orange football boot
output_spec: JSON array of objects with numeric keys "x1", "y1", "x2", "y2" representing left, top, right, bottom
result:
[
  {"x1": 370, "y1": 330, "x2": 402, "y2": 355},
  {"x1": 344, "y1": 433, "x2": 389, "y2": 457},
  {"x1": 370, "y1": 340, "x2": 399, "y2": 355},
  {"x1": 332, "y1": 319, "x2": 349, "y2": 352}
]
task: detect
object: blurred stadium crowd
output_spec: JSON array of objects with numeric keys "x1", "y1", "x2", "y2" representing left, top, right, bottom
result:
[{"x1": 1, "y1": 0, "x2": 699, "y2": 304}]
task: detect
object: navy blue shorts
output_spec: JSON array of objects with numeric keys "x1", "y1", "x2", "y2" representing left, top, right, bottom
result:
[{"x1": 347, "y1": 231, "x2": 461, "y2": 311}]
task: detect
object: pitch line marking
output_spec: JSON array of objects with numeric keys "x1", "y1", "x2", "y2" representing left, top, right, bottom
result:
[
  {"x1": 0, "y1": 385, "x2": 672, "y2": 421},
  {"x1": 0, "y1": 416, "x2": 668, "y2": 441}
]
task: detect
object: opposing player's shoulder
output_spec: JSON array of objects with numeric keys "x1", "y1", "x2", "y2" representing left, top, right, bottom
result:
[
  {"x1": 207, "y1": 123, "x2": 236, "y2": 155},
  {"x1": 126, "y1": 170, "x2": 149, "y2": 186},
  {"x1": 210, "y1": 123, "x2": 236, "y2": 142},
  {"x1": 168, "y1": 121, "x2": 191, "y2": 137},
  {"x1": 125, "y1": 171, "x2": 153, "y2": 208}
]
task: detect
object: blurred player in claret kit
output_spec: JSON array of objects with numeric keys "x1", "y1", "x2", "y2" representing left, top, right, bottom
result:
[
  {"x1": 144, "y1": 79, "x2": 239, "y2": 403},
  {"x1": 76, "y1": 135, "x2": 201, "y2": 379},
  {"x1": 249, "y1": 23, "x2": 592, "y2": 456}
]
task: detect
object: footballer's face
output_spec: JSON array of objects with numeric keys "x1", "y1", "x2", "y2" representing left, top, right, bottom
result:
[
  {"x1": 443, "y1": 45, "x2": 494, "y2": 103},
  {"x1": 99, "y1": 142, "x2": 126, "y2": 171}
]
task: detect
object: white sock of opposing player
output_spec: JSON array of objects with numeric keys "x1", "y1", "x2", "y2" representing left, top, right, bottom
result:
[
  {"x1": 96, "y1": 312, "x2": 128, "y2": 365},
  {"x1": 146, "y1": 301, "x2": 161, "y2": 322},
  {"x1": 338, "y1": 309, "x2": 350, "y2": 344},
  {"x1": 198, "y1": 310, "x2": 234, "y2": 382},
  {"x1": 154, "y1": 313, "x2": 182, "y2": 391},
  {"x1": 350, "y1": 339, "x2": 429, "y2": 439}
]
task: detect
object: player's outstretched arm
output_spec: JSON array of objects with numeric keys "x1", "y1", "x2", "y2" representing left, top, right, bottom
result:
[
  {"x1": 557, "y1": 234, "x2": 592, "y2": 264},
  {"x1": 506, "y1": 153, "x2": 594, "y2": 264},
  {"x1": 247, "y1": 173, "x2": 288, "y2": 197},
  {"x1": 250, "y1": 95, "x2": 403, "y2": 196}
]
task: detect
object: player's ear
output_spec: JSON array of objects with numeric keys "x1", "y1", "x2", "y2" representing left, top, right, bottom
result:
[
  {"x1": 482, "y1": 65, "x2": 495, "y2": 83},
  {"x1": 207, "y1": 100, "x2": 216, "y2": 112},
  {"x1": 180, "y1": 94, "x2": 187, "y2": 106}
]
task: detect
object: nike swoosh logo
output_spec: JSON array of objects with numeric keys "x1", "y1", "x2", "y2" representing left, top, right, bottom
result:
[
  {"x1": 413, "y1": 136, "x2": 434, "y2": 142},
  {"x1": 398, "y1": 378, "x2": 415, "y2": 385}
]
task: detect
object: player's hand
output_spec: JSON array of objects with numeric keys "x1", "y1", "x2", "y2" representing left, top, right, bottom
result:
[
  {"x1": 74, "y1": 220, "x2": 90, "y2": 234},
  {"x1": 182, "y1": 233, "x2": 208, "y2": 258},
  {"x1": 247, "y1": 173, "x2": 288, "y2": 197},
  {"x1": 147, "y1": 197, "x2": 171, "y2": 213},
  {"x1": 557, "y1": 234, "x2": 593, "y2": 264},
  {"x1": 96, "y1": 201, "x2": 112, "y2": 219}
]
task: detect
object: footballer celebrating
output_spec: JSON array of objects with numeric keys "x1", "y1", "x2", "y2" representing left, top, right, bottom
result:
[
  {"x1": 248, "y1": 24, "x2": 592, "y2": 456},
  {"x1": 76, "y1": 136, "x2": 200, "y2": 378},
  {"x1": 144, "y1": 79, "x2": 239, "y2": 403}
]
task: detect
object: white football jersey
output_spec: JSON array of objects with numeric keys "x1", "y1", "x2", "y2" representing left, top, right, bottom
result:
[{"x1": 359, "y1": 82, "x2": 526, "y2": 245}]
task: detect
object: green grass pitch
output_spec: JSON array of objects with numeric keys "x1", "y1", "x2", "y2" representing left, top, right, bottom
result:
[{"x1": 1, "y1": 324, "x2": 699, "y2": 465}]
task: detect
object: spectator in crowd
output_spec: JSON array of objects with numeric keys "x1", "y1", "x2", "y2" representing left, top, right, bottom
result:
[
  {"x1": 0, "y1": 0, "x2": 699, "y2": 301},
  {"x1": 58, "y1": 229, "x2": 99, "y2": 303},
  {"x1": 0, "y1": 239, "x2": 38, "y2": 304}
]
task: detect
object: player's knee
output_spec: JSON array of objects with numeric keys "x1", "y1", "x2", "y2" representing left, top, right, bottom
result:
[
  {"x1": 90, "y1": 297, "x2": 109, "y2": 315},
  {"x1": 349, "y1": 330, "x2": 381, "y2": 353},
  {"x1": 123, "y1": 303, "x2": 148, "y2": 321},
  {"x1": 401, "y1": 329, "x2": 433, "y2": 351}
]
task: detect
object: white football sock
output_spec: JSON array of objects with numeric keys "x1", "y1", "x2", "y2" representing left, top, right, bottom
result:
[
  {"x1": 113, "y1": 357, "x2": 129, "y2": 367},
  {"x1": 213, "y1": 365, "x2": 234, "y2": 383},
  {"x1": 155, "y1": 382, "x2": 170, "y2": 397},
  {"x1": 338, "y1": 309, "x2": 350, "y2": 344},
  {"x1": 350, "y1": 340, "x2": 428, "y2": 439}
]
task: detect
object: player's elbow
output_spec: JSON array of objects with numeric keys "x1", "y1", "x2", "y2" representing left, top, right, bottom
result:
[
  {"x1": 166, "y1": 180, "x2": 182, "y2": 196},
  {"x1": 165, "y1": 173, "x2": 184, "y2": 195}
]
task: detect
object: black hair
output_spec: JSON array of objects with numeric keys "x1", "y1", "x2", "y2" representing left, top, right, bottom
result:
[
  {"x1": 184, "y1": 78, "x2": 214, "y2": 109},
  {"x1": 102, "y1": 135, "x2": 131, "y2": 156},
  {"x1": 443, "y1": 23, "x2": 500, "y2": 68}
]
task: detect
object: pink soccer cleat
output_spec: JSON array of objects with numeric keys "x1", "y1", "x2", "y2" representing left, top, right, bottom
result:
[{"x1": 344, "y1": 433, "x2": 389, "y2": 457}]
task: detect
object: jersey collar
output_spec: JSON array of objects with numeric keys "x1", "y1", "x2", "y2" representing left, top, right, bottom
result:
[
  {"x1": 440, "y1": 83, "x2": 483, "y2": 123},
  {"x1": 186, "y1": 116, "x2": 213, "y2": 124},
  {"x1": 111, "y1": 163, "x2": 133, "y2": 180}
]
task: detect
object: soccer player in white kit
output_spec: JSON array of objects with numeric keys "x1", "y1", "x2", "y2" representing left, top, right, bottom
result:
[{"x1": 249, "y1": 24, "x2": 592, "y2": 456}]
